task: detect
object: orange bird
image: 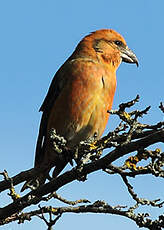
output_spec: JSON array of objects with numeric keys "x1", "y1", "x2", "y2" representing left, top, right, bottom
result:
[{"x1": 22, "y1": 29, "x2": 138, "y2": 191}]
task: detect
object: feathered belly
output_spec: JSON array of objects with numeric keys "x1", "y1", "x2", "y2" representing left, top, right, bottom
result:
[
  {"x1": 47, "y1": 65, "x2": 116, "y2": 147},
  {"x1": 47, "y1": 86, "x2": 114, "y2": 147}
]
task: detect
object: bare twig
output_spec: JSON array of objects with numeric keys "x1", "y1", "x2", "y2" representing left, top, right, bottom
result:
[
  {"x1": 121, "y1": 175, "x2": 164, "y2": 208},
  {"x1": 1, "y1": 202, "x2": 164, "y2": 230},
  {"x1": 159, "y1": 102, "x2": 164, "y2": 113},
  {"x1": 36, "y1": 205, "x2": 62, "y2": 230},
  {"x1": 42, "y1": 192, "x2": 90, "y2": 205},
  {"x1": 119, "y1": 94, "x2": 140, "y2": 111},
  {"x1": 0, "y1": 170, "x2": 20, "y2": 201}
]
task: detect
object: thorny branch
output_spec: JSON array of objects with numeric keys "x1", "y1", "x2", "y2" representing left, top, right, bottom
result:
[{"x1": 0, "y1": 96, "x2": 164, "y2": 229}]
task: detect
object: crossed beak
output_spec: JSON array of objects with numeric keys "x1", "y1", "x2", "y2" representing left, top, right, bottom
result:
[{"x1": 120, "y1": 46, "x2": 139, "y2": 67}]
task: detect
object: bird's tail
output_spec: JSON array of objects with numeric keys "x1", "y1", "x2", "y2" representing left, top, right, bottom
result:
[{"x1": 52, "y1": 160, "x2": 67, "y2": 178}]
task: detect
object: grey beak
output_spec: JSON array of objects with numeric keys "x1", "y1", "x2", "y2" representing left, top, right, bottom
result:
[{"x1": 121, "y1": 46, "x2": 139, "y2": 67}]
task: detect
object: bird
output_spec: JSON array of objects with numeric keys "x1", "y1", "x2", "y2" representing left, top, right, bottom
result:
[{"x1": 21, "y1": 29, "x2": 138, "y2": 191}]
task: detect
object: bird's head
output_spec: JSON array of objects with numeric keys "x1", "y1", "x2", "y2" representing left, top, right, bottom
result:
[{"x1": 76, "y1": 29, "x2": 138, "y2": 68}]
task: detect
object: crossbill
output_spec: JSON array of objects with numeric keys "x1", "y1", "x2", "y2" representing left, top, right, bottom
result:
[{"x1": 21, "y1": 29, "x2": 138, "y2": 191}]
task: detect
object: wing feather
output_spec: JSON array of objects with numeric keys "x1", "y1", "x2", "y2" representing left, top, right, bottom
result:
[{"x1": 34, "y1": 63, "x2": 67, "y2": 166}]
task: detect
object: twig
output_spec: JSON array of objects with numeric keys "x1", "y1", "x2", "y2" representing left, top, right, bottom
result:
[
  {"x1": 119, "y1": 94, "x2": 140, "y2": 111},
  {"x1": 159, "y1": 102, "x2": 164, "y2": 113},
  {"x1": 0, "y1": 170, "x2": 20, "y2": 201},
  {"x1": 121, "y1": 175, "x2": 164, "y2": 208},
  {"x1": 36, "y1": 205, "x2": 62, "y2": 230},
  {"x1": 42, "y1": 192, "x2": 90, "y2": 205},
  {"x1": 1, "y1": 202, "x2": 163, "y2": 230}
]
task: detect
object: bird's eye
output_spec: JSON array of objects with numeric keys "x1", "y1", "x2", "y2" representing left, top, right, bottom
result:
[{"x1": 114, "y1": 40, "x2": 123, "y2": 46}]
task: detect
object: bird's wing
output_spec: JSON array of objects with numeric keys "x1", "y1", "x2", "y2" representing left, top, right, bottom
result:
[
  {"x1": 34, "y1": 57, "x2": 103, "y2": 166},
  {"x1": 34, "y1": 62, "x2": 68, "y2": 166}
]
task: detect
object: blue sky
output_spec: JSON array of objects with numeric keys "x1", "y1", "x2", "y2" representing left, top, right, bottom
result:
[{"x1": 0, "y1": 1, "x2": 163, "y2": 230}]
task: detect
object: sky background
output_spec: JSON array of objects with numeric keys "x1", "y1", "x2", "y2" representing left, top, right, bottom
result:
[{"x1": 0, "y1": 1, "x2": 164, "y2": 230}]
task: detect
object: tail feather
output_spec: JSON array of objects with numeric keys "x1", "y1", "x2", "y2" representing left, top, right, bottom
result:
[{"x1": 52, "y1": 161, "x2": 67, "y2": 178}]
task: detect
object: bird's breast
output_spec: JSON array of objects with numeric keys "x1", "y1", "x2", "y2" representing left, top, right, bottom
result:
[{"x1": 47, "y1": 60, "x2": 117, "y2": 146}]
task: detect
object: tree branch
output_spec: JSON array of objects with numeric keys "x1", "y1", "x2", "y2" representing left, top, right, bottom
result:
[
  {"x1": 0, "y1": 96, "x2": 163, "y2": 229},
  {"x1": 0, "y1": 128, "x2": 164, "y2": 220},
  {"x1": 1, "y1": 202, "x2": 164, "y2": 230}
]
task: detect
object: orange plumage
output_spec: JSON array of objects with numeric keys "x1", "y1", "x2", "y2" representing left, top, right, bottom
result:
[{"x1": 21, "y1": 29, "x2": 138, "y2": 191}]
